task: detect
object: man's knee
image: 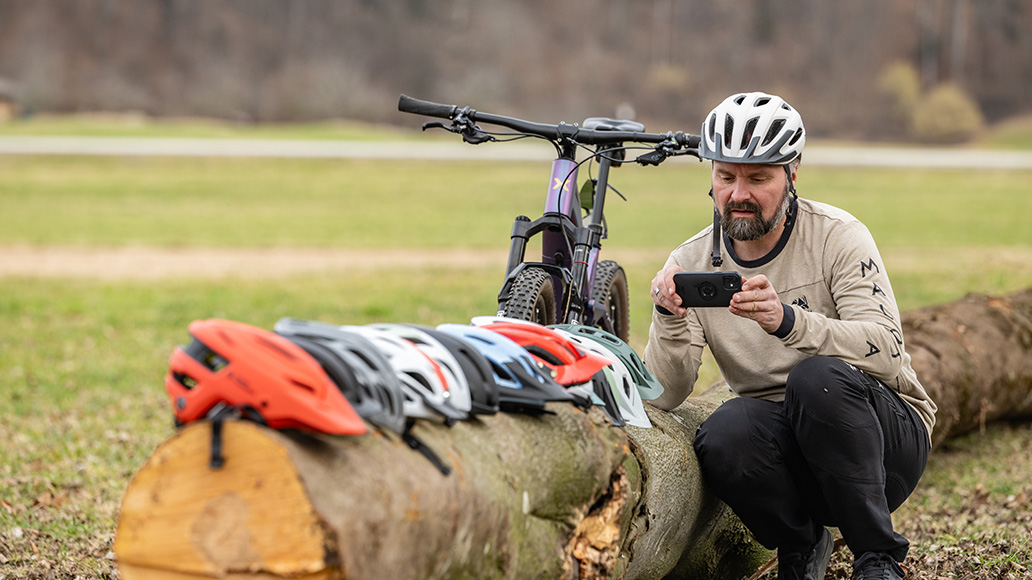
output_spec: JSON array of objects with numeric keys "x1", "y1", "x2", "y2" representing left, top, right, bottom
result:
[
  {"x1": 786, "y1": 356, "x2": 869, "y2": 410},
  {"x1": 787, "y1": 356, "x2": 844, "y2": 394},
  {"x1": 695, "y1": 398, "x2": 785, "y2": 479},
  {"x1": 785, "y1": 356, "x2": 882, "y2": 435}
]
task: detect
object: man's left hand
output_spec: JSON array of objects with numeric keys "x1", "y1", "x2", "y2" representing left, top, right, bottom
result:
[{"x1": 729, "y1": 275, "x2": 784, "y2": 333}]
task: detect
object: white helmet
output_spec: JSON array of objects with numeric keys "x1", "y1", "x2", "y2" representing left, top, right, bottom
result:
[
  {"x1": 699, "y1": 92, "x2": 805, "y2": 165},
  {"x1": 552, "y1": 328, "x2": 651, "y2": 429},
  {"x1": 368, "y1": 323, "x2": 473, "y2": 414},
  {"x1": 342, "y1": 326, "x2": 467, "y2": 422}
]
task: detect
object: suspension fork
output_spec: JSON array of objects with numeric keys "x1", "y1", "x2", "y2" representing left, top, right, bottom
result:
[{"x1": 502, "y1": 154, "x2": 580, "y2": 276}]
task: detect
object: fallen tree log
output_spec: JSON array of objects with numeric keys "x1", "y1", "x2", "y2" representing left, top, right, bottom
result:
[
  {"x1": 903, "y1": 288, "x2": 1032, "y2": 448},
  {"x1": 114, "y1": 288, "x2": 1032, "y2": 580}
]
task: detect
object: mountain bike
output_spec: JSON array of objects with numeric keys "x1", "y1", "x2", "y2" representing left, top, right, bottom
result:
[{"x1": 398, "y1": 94, "x2": 699, "y2": 341}]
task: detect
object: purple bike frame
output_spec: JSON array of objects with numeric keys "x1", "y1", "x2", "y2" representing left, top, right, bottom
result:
[{"x1": 541, "y1": 158, "x2": 597, "y2": 305}]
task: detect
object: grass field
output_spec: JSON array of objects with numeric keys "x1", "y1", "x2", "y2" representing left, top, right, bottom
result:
[{"x1": 1, "y1": 121, "x2": 1031, "y2": 578}]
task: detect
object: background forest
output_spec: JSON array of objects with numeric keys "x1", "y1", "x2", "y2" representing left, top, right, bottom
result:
[{"x1": 1, "y1": 0, "x2": 1030, "y2": 143}]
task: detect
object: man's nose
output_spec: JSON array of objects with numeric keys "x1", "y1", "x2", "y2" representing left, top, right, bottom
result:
[{"x1": 729, "y1": 181, "x2": 752, "y2": 202}]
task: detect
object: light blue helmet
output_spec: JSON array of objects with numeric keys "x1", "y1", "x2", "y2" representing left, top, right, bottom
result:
[{"x1": 436, "y1": 323, "x2": 575, "y2": 411}]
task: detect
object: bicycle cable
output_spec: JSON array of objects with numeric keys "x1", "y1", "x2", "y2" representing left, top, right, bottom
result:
[{"x1": 554, "y1": 142, "x2": 638, "y2": 325}]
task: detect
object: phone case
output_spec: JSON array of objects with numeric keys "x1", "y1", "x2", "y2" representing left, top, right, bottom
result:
[{"x1": 673, "y1": 271, "x2": 742, "y2": 308}]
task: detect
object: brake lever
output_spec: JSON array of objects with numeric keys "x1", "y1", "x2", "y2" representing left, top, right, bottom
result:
[
  {"x1": 422, "y1": 119, "x2": 493, "y2": 144},
  {"x1": 635, "y1": 138, "x2": 701, "y2": 166},
  {"x1": 421, "y1": 121, "x2": 452, "y2": 132}
]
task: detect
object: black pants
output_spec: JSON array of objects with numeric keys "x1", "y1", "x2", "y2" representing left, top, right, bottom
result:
[{"x1": 693, "y1": 356, "x2": 929, "y2": 562}]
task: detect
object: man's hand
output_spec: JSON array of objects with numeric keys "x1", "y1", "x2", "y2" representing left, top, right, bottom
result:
[
  {"x1": 729, "y1": 274, "x2": 784, "y2": 333},
  {"x1": 651, "y1": 265, "x2": 686, "y2": 317}
]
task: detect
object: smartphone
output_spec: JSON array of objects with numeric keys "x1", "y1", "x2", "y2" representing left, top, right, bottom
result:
[{"x1": 673, "y1": 271, "x2": 743, "y2": 308}]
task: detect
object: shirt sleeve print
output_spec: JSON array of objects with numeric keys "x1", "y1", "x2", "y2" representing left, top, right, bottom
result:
[{"x1": 781, "y1": 221, "x2": 906, "y2": 382}]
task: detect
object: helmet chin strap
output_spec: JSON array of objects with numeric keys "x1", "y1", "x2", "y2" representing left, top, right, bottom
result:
[
  {"x1": 708, "y1": 187, "x2": 723, "y2": 267},
  {"x1": 707, "y1": 162, "x2": 798, "y2": 269},
  {"x1": 785, "y1": 164, "x2": 798, "y2": 198}
]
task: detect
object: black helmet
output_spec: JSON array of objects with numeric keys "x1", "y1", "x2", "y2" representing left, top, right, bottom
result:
[{"x1": 274, "y1": 317, "x2": 406, "y2": 434}]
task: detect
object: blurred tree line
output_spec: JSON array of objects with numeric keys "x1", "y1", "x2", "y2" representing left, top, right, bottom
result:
[{"x1": 0, "y1": 0, "x2": 1028, "y2": 143}]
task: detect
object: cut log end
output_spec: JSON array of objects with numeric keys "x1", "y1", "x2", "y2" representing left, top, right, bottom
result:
[{"x1": 114, "y1": 421, "x2": 338, "y2": 579}]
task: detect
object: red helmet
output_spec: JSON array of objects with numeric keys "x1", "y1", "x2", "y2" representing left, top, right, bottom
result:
[
  {"x1": 479, "y1": 321, "x2": 610, "y2": 386},
  {"x1": 164, "y1": 319, "x2": 367, "y2": 436}
]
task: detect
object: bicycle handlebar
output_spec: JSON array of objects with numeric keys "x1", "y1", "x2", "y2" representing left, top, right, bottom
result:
[
  {"x1": 398, "y1": 94, "x2": 457, "y2": 119},
  {"x1": 399, "y1": 94, "x2": 700, "y2": 149}
]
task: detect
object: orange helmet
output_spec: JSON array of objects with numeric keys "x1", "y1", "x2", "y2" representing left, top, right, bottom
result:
[{"x1": 164, "y1": 319, "x2": 367, "y2": 436}]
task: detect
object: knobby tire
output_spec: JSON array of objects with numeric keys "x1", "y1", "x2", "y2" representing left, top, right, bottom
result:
[
  {"x1": 592, "y1": 260, "x2": 630, "y2": 342},
  {"x1": 501, "y1": 267, "x2": 557, "y2": 326}
]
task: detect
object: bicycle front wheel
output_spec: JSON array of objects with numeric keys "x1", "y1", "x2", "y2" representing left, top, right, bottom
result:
[
  {"x1": 500, "y1": 266, "x2": 557, "y2": 326},
  {"x1": 592, "y1": 260, "x2": 630, "y2": 342}
]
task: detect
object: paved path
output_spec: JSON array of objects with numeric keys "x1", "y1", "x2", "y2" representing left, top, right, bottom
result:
[{"x1": 1, "y1": 135, "x2": 1031, "y2": 169}]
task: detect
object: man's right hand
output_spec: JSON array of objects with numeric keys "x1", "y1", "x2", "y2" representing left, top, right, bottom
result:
[{"x1": 651, "y1": 265, "x2": 686, "y2": 317}]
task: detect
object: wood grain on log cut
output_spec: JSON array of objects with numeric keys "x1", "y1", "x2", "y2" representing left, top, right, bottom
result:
[{"x1": 114, "y1": 420, "x2": 336, "y2": 579}]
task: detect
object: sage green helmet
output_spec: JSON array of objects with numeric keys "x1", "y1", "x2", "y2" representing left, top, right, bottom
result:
[{"x1": 550, "y1": 324, "x2": 664, "y2": 402}]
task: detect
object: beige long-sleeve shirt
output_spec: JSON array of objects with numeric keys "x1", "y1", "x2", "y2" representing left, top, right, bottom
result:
[{"x1": 643, "y1": 197, "x2": 936, "y2": 438}]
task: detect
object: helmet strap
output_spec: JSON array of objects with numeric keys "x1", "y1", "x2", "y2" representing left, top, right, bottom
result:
[
  {"x1": 708, "y1": 187, "x2": 724, "y2": 267},
  {"x1": 402, "y1": 425, "x2": 452, "y2": 476},
  {"x1": 785, "y1": 164, "x2": 798, "y2": 199}
]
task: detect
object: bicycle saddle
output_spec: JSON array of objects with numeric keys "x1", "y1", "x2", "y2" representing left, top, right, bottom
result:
[{"x1": 582, "y1": 117, "x2": 645, "y2": 132}]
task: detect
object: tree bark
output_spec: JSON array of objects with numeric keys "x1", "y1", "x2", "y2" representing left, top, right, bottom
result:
[
  {"x1": 114, "y1": 288, "x2": 1032, "y2": 580},
  {"x1": 903, "y1": 288, "x2": 1032, "y2": 448}
]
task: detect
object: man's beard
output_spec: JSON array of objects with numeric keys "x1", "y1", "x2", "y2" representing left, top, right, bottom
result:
[{"x1": 720, "y1": 187, "x2": 790, "y2": 242}]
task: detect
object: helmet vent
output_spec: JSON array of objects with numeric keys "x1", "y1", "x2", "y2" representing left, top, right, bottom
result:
[
  {"x1": 489, "y1": 360, "x2": 510, "y2": 380},
  {"x1": 353, "y1": 350, "x2": 377, "y2": 370},
  {"x1": 733, "y1": 94, "x2": 746, "y2": 105},
  {"x1": 742, "y1": 117, "x2": 759, "y2": 150},
  {"x1": 526, "y1": 345, "x2": 562, "y2": 366},
  {"x1": 723, "y1": 114, "x2": 734, "y2": 149},
  {"x1": 707, "y1": 113, "x2": 717, "y2": 139},
  {"x1": 184, "y1": 339, "x2": 229, "y2": 372},
  {"x1": 174, "y1": 372, "x2": 199, "y2": 390},
  {"x1": 289, "y1": 379, "x2": 316, "y2": 394},
  {"x1": 755, "y1": 96, "x2": 771, "y2": 107},
  {"x1": 406, "y1": 371, "x2": 433, "y2": 394},
  {"x1": 762, "y1": 119, "x2": 785, "y2": 147},
  {"x1": 789, "y1": 128, "x2": 804, "y2": 146},
  {"x1": 256, "y1": 335, "x2": 297, "y2": 361}
]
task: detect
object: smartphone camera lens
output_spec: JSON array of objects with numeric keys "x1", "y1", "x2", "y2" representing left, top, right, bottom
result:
[{"x1": 723, "y1": 276, "x2": 739, "y2": 291}]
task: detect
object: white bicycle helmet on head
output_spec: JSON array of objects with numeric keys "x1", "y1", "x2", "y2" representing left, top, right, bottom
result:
[{"x1": 699, "y1": 92, "x2": 805, "y2": 166}]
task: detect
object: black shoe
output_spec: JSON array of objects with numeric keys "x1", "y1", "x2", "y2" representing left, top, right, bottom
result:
[
  {"x1": 851, "y1": 551, "x2": 905, "y2": 580},
  {"x1": 778, "y1": 527, "x2": 834, "y2": 580}
]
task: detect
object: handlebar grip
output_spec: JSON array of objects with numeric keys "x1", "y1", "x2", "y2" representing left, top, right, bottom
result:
[
  {"x1": 682, "y1": 134, "x2": 701, "y2": 149},
  {"x1": 398, "y1": 94, "x2": 457, "y2": 119}
]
